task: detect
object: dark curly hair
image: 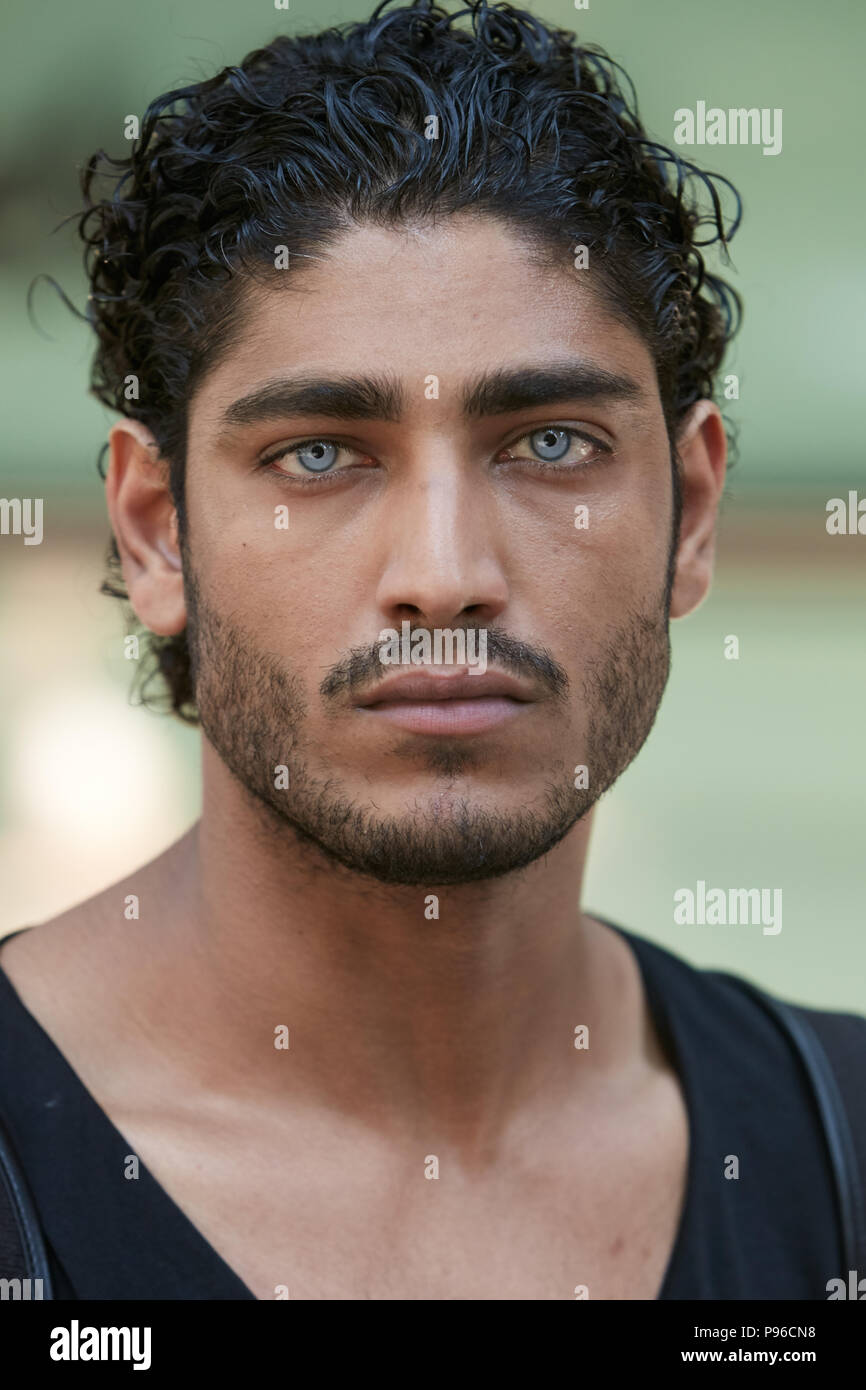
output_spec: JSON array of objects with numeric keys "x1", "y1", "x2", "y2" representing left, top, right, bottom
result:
[{"x1": 69, "y1": 0, "x2": 742, "y2": 724}]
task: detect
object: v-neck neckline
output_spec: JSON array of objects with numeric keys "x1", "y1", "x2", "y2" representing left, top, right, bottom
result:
[{"x1": 0, "y1": 921, "x2": 697, "y2": 1300}]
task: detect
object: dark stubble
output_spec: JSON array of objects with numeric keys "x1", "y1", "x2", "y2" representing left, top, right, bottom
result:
[{"x1": 184, "y1": 551, "x2": 674, "y2": 887}]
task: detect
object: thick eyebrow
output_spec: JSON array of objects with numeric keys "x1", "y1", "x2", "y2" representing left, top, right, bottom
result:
[
  {"x1": 217, "y1": 359, "x2": 646, "y2": 434},
  {"x1": 461, "y1": 361, "x2": 645, "y2": 417},
  {"x1": 220, "y1": 374, "x2": 403, "y2": 429}
]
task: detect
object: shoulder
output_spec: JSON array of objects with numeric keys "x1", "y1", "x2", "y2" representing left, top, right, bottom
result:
[
  {"x1": 0, "y1": 827, "x2": 195, "y2": 989},
  {"x1": 0, "y1": 832, "x2": 194, "y2": 1074},
  {"x1": 615, "y1": 925, "x2": 866, "y2": 1208},
  {"x1": 0, "y1": 889, "x2": 123, "y2": 994},
  {"x1": 0, "y1": 893, "x2": 117, "y2": 1079},
  {"x1": 611, "y1": 921, "x2": 866, "y2": 1068},
  {"x1": 620, "y1": 920, "x2": 865, "y2": 1016}
]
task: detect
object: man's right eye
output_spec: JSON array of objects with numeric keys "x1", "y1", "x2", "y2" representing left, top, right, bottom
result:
[{"x1": 255, "y1": 437, "x2": 375, "y2": 482}]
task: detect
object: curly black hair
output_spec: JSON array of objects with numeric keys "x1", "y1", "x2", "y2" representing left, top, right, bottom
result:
[{"x1": 70, "y1": 0, "x2": 742, "y2": 724}]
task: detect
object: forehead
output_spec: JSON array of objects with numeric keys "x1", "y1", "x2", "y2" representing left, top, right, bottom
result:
[{"x1": 193, "y1": 215, "x2": 659, "y2": 417}]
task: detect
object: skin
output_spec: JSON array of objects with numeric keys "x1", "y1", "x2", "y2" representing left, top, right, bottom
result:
[{"x1": 0, "y1": 214, "x2": 726, "y2": 1299}]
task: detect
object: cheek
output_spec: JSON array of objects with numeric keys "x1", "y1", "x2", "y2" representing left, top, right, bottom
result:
[
  {"x1": 505, "y1": 468, "x2": 671, "y2": 626},
  {"x1": 189, "y1": 491, "x2": 366, "y2": 685}
]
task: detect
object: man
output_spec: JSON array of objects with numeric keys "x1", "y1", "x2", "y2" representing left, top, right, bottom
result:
[{"x1": 1, "y1": 0, "x2": 863, "y2": 1301}]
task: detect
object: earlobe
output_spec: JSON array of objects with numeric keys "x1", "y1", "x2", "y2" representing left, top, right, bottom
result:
[
  {"x1": 106, "y1": 419, "x2": 187, "y2": 636},
  {"x1": 668, "y1": 400, "x2": 728, "y2": 620}
]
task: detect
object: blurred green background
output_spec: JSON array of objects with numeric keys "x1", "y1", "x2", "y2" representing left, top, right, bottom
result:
[{"x1": 1, "y1": 0, "x2": 863, "y2": 1007}]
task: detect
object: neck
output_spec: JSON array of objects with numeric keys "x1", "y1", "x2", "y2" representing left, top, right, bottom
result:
[{"x1": 146, "y1": 744, "x2": 646, "y2": 1159}]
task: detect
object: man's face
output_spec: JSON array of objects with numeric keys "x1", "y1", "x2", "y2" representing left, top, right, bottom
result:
[{"x1": 181, "y1": 215, "x2": 675, "y2": 884}]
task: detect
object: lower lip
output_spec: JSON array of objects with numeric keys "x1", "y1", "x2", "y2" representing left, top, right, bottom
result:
[{"x1": 358, "y1": 697, "x2": 528, "y2": 735}]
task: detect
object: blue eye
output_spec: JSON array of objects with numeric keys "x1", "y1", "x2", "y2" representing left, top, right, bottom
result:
[
  {"x1": 529, "y1": 427, "x2": 572, "y2": 461},
  {"x1": 296, "y1": 440, "x2": 339, "y2": 472}
]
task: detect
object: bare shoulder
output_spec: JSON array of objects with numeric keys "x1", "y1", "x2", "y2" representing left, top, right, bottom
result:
[
  {"x1": 0, "y1": 827, "x2": 197, "y2": 1026},
  {"x1": 2, "y1": 887, "x2": 121, "y2": 972}
]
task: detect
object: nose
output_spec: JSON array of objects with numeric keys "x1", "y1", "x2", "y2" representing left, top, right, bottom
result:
[{"x1": 374, "y1": 454, "x2": 509, "y2": 631}]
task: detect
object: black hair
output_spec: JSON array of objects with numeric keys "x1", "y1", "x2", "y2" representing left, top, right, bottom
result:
[{"x1": 70, "y1": 0, "x2": 742, "y2": 722}]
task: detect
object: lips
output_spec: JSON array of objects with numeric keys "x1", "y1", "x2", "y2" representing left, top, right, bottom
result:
[
  {"x1": 354, "y1": 669, "x2": 535, "y2": 707},
  {"x1": 353, "y1": 669, "x2": 535, "y2": 735}
]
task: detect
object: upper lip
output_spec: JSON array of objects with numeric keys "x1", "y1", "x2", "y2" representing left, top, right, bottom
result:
[{"x1": 354, "y1": 669, "x2": 537, "y2": 706}]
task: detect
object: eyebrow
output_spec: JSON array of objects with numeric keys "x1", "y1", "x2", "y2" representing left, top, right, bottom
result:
[{"x1": 217, "y1": 360, "x2": 646, "y2": 434}]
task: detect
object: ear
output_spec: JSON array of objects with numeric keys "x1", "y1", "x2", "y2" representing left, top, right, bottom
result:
[
  {"x1": 105, "y1": 419, "x2": 187, "y2": 636},
  {"x1": 668, "y1": 399, "x2": 728, "y2": 619}
]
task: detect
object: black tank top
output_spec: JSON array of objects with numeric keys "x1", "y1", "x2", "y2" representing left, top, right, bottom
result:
[{"x1": 0, "y1": 922, "x2": 845, "y2": 1299}]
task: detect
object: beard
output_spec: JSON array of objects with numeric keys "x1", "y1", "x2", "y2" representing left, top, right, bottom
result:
[{"x1": 183, "y1": 552, "x2": 672, "y2": 887}]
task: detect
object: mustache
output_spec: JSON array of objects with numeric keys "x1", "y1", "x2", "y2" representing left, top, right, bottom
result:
[{"x1": 320, "y1": 626, "x2": 570, "y2": 703}]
